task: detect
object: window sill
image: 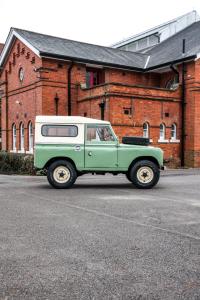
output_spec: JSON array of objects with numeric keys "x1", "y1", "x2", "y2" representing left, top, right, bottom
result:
[
  {"x1": 18, "y1": 149, "x2": 25, "y2": 153},
  {"x1": 158, "y1": 139, "x2": 169, "y2": 143},
  {"x1": 170, "y1": 139, "x2": 180, "y2": 143},
  {"x1": 26, "y1": 150, "x2": 33, "y2": 154},
  {"x1": 10, "y1": 150, "x2": 17, "y2": 153}
]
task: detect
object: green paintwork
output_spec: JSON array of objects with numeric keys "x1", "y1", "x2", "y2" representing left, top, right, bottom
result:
[
  {"x1": 34, "y1": 137, "x2": 163, "y2": 172},
  {"x1": 34, "y1": 144, "x2": 85, "y2": 170},
  {"x1": 85, "y1": 142, "x2": 118, "y2": 168},
  {"x1": 34, "y1": 123, "x2": 163, "y2": 171}
]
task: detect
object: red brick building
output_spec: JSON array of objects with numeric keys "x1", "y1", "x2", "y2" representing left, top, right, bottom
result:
[{"x1": 0, "y1": 23, "x2": 200, "y2": 167}]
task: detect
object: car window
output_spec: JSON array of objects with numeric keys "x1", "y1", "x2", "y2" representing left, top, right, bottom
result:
[
  {"x1": 41, "y1": 125, "x2": 78, "y2": 137},
  {"x1": 87, "y1": 125, "x2": 115, "y2": 142}
]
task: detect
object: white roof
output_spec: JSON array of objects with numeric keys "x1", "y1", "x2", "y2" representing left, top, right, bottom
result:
[
  {"x1": 111, "y1": 10, "x2": 200, "y2": 48},
  {"x1": 35, "y1": 115, "x2": 110, "y2": 125}
]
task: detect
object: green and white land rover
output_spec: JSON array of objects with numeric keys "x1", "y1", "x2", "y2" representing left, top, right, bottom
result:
[{"x1": 34, "y1": 116, "x2": 164, "y2": 189}]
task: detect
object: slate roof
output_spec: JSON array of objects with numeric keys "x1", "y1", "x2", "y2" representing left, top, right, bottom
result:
[
  {"x1": 146, "y1": 21, "x2": 200, "y2": 69},
  {"x1": 1, "y1": 23, "x2": 200, "y2": 71},
  {"x1": 13, "y1": 28, "x2": 148, "y2": 70}
]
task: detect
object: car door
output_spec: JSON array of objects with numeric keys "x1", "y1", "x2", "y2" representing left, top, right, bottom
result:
[{"x1": 85, "y1": 124, "x2": 118, "y2": 169}]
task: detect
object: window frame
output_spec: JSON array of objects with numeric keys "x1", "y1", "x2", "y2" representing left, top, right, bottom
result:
[
  {"x1": 41, "y1": 124, "x2": 78, "y2": 138},
  {"x1": 85, "y1": 67, "x2": 105, "y2": 88},
  {"x1": 159, "y1": 123, "x2": 165, "y2": 140},
  {"x1": 86, "y1": 124, "x2": 117, "y2": 143},
  {"x1": 12, "y1": 124, "x2": 17, "y2": 151},
  {"x1": 143, "y1": 122, "x2": 149, "y2": 138},
  {"x1": 28, "y1": 122, "x2": 34, "y2": 152},
  {"x1": 171, "y1": 123, "x2": 177, "y2": 141},
  {"x1": 20, "y1": 123, "x2": 25, "y2": 151}
]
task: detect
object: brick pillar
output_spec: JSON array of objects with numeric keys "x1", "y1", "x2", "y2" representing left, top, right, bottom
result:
[{"x1": 184, "y1": 60, "x2": 200, "y2": 167}]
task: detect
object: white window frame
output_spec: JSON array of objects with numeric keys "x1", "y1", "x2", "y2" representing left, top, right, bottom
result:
[
  {"x1": 171, "y1": 123, "x2": 176, "y2": 140},
  {"x1": 170, "y1": 123, "x2": 180, "y2": 143},
  {"x1": 158, "y1": 123, "x2": 169, "y2": 143},
  {"x1": 19, "y1": 123, "x2": 25, "y2": 152},
  {"x1": 143, "y1": 122, "x2": 149, "y2": 138},
  {"x1": 12, "y1": 124, "x2": 17, "y2": 152},
  {"x1": 28, "y1": 122, "x2": 34, "y2": 153}
]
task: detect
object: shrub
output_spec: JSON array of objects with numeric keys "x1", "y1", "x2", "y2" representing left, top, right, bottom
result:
[{"x1": 0, "y1": 152, "x2": 35, "y2": 175}]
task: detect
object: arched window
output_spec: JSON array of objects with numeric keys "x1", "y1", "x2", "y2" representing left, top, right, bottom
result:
[
  {"x1": 143, "y1": 122, "x2": 149, "y2": 138},
  {"x1": 159, "y1": 123, "x2": 165, "y2": 140},
  {"x1": 12, "y1": 124, "x2": 17, "y2": 151},
  {"x1": 20, "y1": 123, "x2": 24, "y2": 151},
  {"x1": 28, "y1": 122, "x2": 34, "y2": 152},
  {"x1": 171, "y1": 123, "x2": 177, "y2": 140}
]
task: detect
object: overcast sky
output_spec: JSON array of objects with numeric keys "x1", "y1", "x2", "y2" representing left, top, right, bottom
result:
[{"x1": 1, "y1": 0, "x2": 200, "y2": 46}]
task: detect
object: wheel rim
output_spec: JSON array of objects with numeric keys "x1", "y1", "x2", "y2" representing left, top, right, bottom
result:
[
  {"x1": 53, "y1": 166, "x2": 71, "y2": 184},
  {"x1": 136, "y1": 166, "x2": 154, "y2": 184}
]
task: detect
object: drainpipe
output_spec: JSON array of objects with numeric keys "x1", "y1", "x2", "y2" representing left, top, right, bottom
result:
[
  {"x1": 99, "y1": 98, "x2": 106, "y2": 120},
  {"x1": 5, "y1": 71, "x2": 9, "y2": 151},
  {"x1": 181, "y1": 39, "x2": 186, "y2": 167},
  {"x1": 67, "y1": 62, "x2": 73, "y2": 116}
]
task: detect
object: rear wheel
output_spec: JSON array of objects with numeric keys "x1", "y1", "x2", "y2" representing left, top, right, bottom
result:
[
  {"x1": 47, "y1": 160, "x2": 77, "y2": 189},
  {"x1": 129, "y1": 160, "x2": 160, "y2": 189}
]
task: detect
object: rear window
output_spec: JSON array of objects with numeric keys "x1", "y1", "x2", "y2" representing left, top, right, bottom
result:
[{"x1": 41, "y1": 125, "x2": 78, "y2": 137}]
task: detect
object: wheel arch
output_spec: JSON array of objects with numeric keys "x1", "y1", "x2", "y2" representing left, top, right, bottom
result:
[
  {"x1": 44, "y1": 156, "x2": 77, "y2": 171},
  {"x1": 128, "y1": 156, "x2": 160, "y2": 173}
]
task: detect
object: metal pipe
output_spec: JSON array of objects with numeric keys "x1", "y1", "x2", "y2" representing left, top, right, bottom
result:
[
  {"x1": 181, "y1": 39, "x2": 186, "y2": 167},
  {"x1": 99, "y1": 99, "x2": 105, "y2": 120},
  {"x1": 67, "y1": 62, "x2": 73, "y2": 116},
  {"x1": 5, "y1": 70, "x2": 9, "y2": 151}
]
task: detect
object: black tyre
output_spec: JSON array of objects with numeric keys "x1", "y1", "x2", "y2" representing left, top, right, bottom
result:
[
  {"x1": 47, "y1": 160, "x2": 77, "y2": 189},
  {"x1": 129, "y1": 160, "x2": 160, "y2": 189},
  {"x1": 125, "y1": 173, "x2": 132, "y2": 182}
]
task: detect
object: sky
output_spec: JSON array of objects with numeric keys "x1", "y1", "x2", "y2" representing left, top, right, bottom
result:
[{"x1": 1, "y1": 0, "x2": 200, "y2": 46}]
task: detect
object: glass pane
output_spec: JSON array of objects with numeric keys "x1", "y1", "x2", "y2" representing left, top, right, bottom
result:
[
  {"x1": 42, "y1": 125, "x2": 78, "y2": 137},
  {"x1": 87, "y1": 126, "x2": 115, "y2": 142}
]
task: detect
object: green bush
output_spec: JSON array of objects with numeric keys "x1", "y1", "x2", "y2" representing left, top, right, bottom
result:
[{"x1": 0, "y1": 152, "x2": 35, "y2": 175}]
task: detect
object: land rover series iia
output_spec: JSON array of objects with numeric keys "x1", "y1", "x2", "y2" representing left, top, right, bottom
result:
[{"x1": 34, "y1": 116, "x2": 163, "y2": 189}]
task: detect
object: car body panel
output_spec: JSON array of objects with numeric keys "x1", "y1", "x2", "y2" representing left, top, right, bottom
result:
[{"x1": 34, "y1": 116, "x2": 164, "y2": 171}]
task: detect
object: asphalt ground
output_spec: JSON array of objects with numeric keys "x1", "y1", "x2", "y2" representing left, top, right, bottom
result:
[{"x1": 0, "y1": 170, "x2": 200, "y2": 299}]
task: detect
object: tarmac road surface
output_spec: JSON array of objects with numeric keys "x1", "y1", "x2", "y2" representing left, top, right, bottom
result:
[{"x1": 0, "y1": 170, "x2": 200, "y2": 299}]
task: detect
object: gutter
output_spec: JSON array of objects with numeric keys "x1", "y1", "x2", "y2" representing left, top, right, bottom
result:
[
  {"x1": 39, "y1": 52, "x2": 144, "y2": 72},
  {"x1": 145, "y1": 55, "x2": 196, "y2": 72},
  {"x1": 40, "y1": 51, "x2": 197, "y2": 73}
]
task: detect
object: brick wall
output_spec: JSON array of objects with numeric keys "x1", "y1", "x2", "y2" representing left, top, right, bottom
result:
[
  {"x1": 0, "y1": 39, "x2": 42, "y2": 151},
  {"x1": 1, "y1": 37, "x2": 200, "y2": 168}
]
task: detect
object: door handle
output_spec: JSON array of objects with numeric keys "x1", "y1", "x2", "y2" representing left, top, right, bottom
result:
[{"x1": 88, "y1": 151, "x2": 92, "y2": 156}]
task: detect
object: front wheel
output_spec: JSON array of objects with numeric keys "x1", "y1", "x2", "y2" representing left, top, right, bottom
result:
[
  {"x1": 129, "y1": 160, "x2": 160, "y2": 189},
  {"x1": 47, "y1": 160, "x2": 77, "y2": 189}
]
